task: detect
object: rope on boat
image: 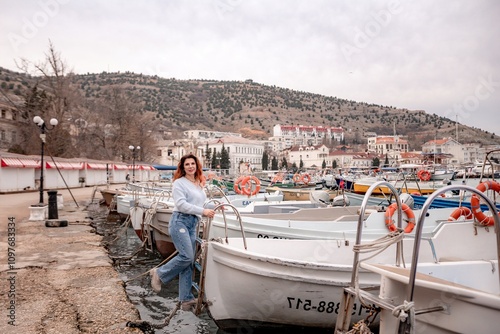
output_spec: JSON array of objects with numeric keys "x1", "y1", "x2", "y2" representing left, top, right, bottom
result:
[
  {"x1": 352, "y1": 230, "x2": 405, "y2": 308},
  {"x1": 392, "y1": 300, "x2": 415, "y2": 331},
  {"x1": 352, "y1": 230, "x2": 404, "y2": 258}
]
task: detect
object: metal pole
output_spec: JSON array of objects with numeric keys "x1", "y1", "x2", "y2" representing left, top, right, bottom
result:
[
  {"x1": 39, "y1": 126, "x2": 46, "y2": 204},
  {"x1": 132, "y1": 152, "x2": 135, "y2": 182}
]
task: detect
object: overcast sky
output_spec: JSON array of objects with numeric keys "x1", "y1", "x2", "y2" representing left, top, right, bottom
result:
[{"x1": 1, "y1": 0, "x2": 499, "y2": 135}]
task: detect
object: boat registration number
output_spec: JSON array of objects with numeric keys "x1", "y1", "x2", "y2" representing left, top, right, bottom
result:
[
  {"x1": 257, "y1": 234, "x2": 287, "y2": 239},
  {"x1": 287, "y1": 297, "x2": 372, "y2": 316}
]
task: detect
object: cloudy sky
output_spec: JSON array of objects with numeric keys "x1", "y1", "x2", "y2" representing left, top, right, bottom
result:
[{"x1": 1, "y1": 0, "x2": 499, "y2": 135}]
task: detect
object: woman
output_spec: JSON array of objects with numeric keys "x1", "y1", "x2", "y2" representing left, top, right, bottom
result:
[{"x1": 149, "y1": 154, "x2": 215, "y2": 311}]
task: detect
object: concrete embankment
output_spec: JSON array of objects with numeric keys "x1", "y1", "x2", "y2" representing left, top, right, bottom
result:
[{"x1": 0, "y1": 186, "x2": 142, "y2": 333}]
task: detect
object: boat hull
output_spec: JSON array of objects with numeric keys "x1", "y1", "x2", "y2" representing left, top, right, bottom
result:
[
  {"x1": 203, "y1": 222, "x2": 497, "y2": 330},
  {"x1": 204, "y1": 239, "x2": 380, "y2": 329},
  {"x1": 353, "y1": 182, "x2": 441, "y2": 195},
  {"x1": 267, "y1": 186, "x2": 338, "y2": 201},
  {"x1": 151, "y1": 207, "x2": 176, "y2": 258},
  {"x1": 411, "y1": 194, "x2": 500, "y2": 210}
]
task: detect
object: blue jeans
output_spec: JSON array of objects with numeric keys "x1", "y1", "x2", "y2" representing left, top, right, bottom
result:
[{"x1": 156, "y1": 211, "x2": 198, "y2": 302}]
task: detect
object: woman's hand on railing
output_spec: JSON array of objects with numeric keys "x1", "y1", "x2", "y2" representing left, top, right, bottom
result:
[{"x1": 203, "y1": 209, "x2": 215, "y2": 218}]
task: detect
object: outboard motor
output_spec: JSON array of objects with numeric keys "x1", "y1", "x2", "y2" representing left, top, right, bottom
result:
[
  {"x1": 309, "y1": 190, "x2": 332, "y2": 207},
  {"x1": 331, "y1": 194, "x2": 350, "y2": 207}
]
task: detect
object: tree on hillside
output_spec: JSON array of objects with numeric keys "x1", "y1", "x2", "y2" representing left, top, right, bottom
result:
[
  {"x1": 372, "y1": 157, "x2": 380, "y2": 167},
  {"x1": 16, "y1": 42, "x2": 81, "y2": 157},
  {"x1": 87, "y1": 86, "x2": 152, "y2": 161}
]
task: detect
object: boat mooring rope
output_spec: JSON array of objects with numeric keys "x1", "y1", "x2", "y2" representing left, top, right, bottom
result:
[
  {"x1": 353, "y1": 230, "x2": 405, "y2": 309},
  {"x1": 392, "y1": 300, "x2": 415, "y2": 331}
]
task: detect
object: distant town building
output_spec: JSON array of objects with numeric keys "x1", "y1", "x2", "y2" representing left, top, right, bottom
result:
[
  {"x1": 199, "y1": 136, "x2": 265, "y2": 176},
  {"x1": 155, "y1": 139, "x2": 199, "y2": 166},
  {"x1": 367, "y1": 135, "x2": 409, "y2": 162},
  {"x1": 421, "y1": 137, "x2": 462, "y2": 165},
  {"x1": 400, "y1": 152, "x2": 423, "y2": 165},
  {"x1": 0, "y1": 102, "x2": 20, "y2": 151},
  {"x1": 271, "y1": 124, "x2": 344, "y2": 149},
  {"x1": 287, "y1": 144, "x2": 330, "y2": 169},
  {"x1": 183, "y1": 129, "x2": 242, "y2": 140}
]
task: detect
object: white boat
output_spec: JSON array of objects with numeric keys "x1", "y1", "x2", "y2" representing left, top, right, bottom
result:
[
  {"x1": 472, "y1": 160, "x2": 499, "y2": 177},
  {"x1": 209, "y1": 202, "x2": 447, "y2": 241},
  {"x1": 201, "y1": 182, "x2": 498, "y2": 331},
  {"x1": 335, "y1": 184, "x2": 500, "y2": 333},
  {"x1": 123, "y1": 186, "x2": 284, "y2": 258},
  {"x1": 430, "y1": 167, "x2": 456, "y2": 181}
]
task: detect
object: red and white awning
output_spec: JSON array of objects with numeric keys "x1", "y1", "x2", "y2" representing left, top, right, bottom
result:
[
  {"x1": 19, "y1": 159, "x2": 40, "y2": 168},
  {"x1": 1, "y1": 158, "x2": 24, "y2": 168},
  {"x1": 86, "y1": 162, "x2": 109, "y2": 170},
  {"x1": 140, "y1": 165, "x2": 156, "y2": 170},
  {"x1": 113, "y1": 164, "x2": 129, "y2": 170},
  {"x1": 1, "y1": 158, "x2": 41, "y2": 168},
  {"x1": 128, "y1": 165, "x2": 140, "y2": 170},
  {"x1": 46, "y1": 161, "x2": 84, "y2": 170}
]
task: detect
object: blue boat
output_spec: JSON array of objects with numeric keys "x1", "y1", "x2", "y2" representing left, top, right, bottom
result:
[{"x1": 411, "y1": 193, "x2": 500, "y2": 211}]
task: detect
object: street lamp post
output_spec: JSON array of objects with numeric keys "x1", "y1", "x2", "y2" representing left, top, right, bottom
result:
[
  {"x1": 129, "y1": 145, "x2": 140, "y2": 182},
  {"x1": 33, "y1": 116, "x2": 58, "y2": 204}
]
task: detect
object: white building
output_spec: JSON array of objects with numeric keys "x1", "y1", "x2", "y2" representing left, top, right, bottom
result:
[
  {"x1": 421, "y1": 137, "x2": 463, "y2": 165},
  {"x1": 287, "y1": 144, "x2": 330, "y2": 169},
  {"x1": 0, "y1": 154, "x2": 39, "y2": 192},
  {"x1": 367, "y1": 135, "x2": 408, "y2": 161},
  {"x1": 199, "y1": 136, "x2": 265, "y2": 176},
  {"x1": 272, "y1": 124, "x2": 344, "y2": 149},
  {"x1": 155, "y1": 139, "x2": 199, "y2": 166},
  {"x1": 183, "y1": 129, "x2": 241, "y2": 140}
]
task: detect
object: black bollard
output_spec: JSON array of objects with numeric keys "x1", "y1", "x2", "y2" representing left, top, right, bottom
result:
[{"x1": 47, "y1": 190, "x2": 59, "y2": 219}]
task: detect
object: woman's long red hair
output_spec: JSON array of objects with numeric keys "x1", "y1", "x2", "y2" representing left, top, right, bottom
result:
[{"x1": 173, "y1": 154, "x2": 203, "y2": 181}]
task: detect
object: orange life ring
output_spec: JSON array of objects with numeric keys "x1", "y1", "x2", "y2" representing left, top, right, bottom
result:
[
  {"x1": 417, "y1": 170, "x2": 431, "y2": 181},
  {"x1": 470, "y1": 180, "x2": 500, "y2": 226},
  {"x1": 301, "y1": 173, "x2": 311, "y2": 184},
  {"x1": 240, "y1": 176, "x2": 261, "y2": 196},
  {"x1": 233, "y1": 176, "x2": 245, "y2": 194},
  {"x1": 384, "y1": 203, "x2": 416, "y2": 233},
  {"x1": 292, "y1": 173, "x2": 302, "y2": 183},
  {"x1": 272, "y1": 174, "x2": 283, "y2": 183},
  {"x1": 447, "y1": 207, "x2": 473, "y2": 221}
]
